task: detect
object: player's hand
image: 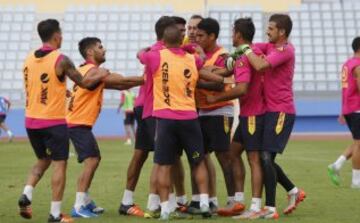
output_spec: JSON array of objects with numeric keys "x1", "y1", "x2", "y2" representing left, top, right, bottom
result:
[
  {"x1": 238, "y1": 44, "x2": 252, "y2": 55},
  {"x1": 223, "y1": 77, "x2": 235, "y2": 84},
  {"x1": 225, "y1": 57, "x2": 235, "y2": 71},
  {"x1": 337, "y1": 115, "x2": 346, "y2": 125},
  {"x1": 206, "y1": 95, "x2": 217, "y2": 104}
]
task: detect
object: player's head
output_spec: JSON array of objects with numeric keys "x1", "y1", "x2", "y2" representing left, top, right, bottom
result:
[
  {"x1": 172, "y1": 16, "x2": 186, "y2": 41},
  {"x1": 187, "y1": 14, "x2": 203, "y2": 43},
  {"x1": 37, "y1": 19, "x2": 62, "y2": 48},
  {"x1": 352, "y1": 37, "x2": 360, "y2": 53},
  {"x1": 155, "y1": 16, "x2": 176, "y2": 41},
  {"x1": 267, "y1": 14, "x2": 292, "y2": 43},
  {"x1": 233, "y1": 17, "x2": 255, "y2": 47},
  {"x1": 196, "y1": 17, "x2": 220, "y2": 50},
  {"x1": 163, "y1": 25, "x2": 183, "y2": 48},
  {"x1": 79, "y1": 37, "x2": 106, "y2": 65}
]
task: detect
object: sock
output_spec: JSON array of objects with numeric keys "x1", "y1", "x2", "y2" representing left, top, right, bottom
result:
[
  {"x1": 209, "y1": 197, "x2": 218, "y2": 206},
  {"x1": 234, "y1": 192, "x2": 244, "y2": 203},
  {"x1": 160, "y1": 201, "x2": 170, "y2": 216},
  {"x1": 23, "y1": 185, "x2": 33, "y2": 201},
  {"x1": 74, "y1": 192, "x2": 86, "y2": 210},
  {"x1": 333, "y1": 155, "x2": 346, "y2": 171},
  {"x1": 352, "y1": 169, "x2": 360, "y2": 185},
  {"x1": 250, "y1": 197, "x2": 262, "y2": 212},
  {"x1": 288, "y1": 187, "x2": 299, "y2": 195},
  {"x1": 50, "y1": 201, "x2": 62, "y2": 218},
  {"x1": 147, "y1": 193, "x2": 160, "y2": 211},
  {"x1": 176, "y1": 195, "x2": 187, "y2": 205},
  {"x1": 227, "y1": 196, "x2": 235, "y2": 203},
  {"x1": 199, "y1": 194, "x2": 209, "y2": 208},
  {"x1": 265, "y1": 205, "x2": 276, "y2": 213},
  {"x1": 121, "y1": 189, "x2": 134, "y2": 206},
  {"x1": 192, "y1": 194, "x2": 200, "y2": 202},
  {"x1": 168, "y1": 193, "x2": 178, "y2": 212},
  {"x1": 84, "y1": 192, "x2": 91, "y2": 205}
]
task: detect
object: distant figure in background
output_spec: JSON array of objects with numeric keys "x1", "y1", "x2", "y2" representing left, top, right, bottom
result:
[
  {"x1": 118, "y1": 89, "x2": 136, "y2": 145},
  {"x1": 0, "y1": 96, "x2": 14, "y2": 142}
]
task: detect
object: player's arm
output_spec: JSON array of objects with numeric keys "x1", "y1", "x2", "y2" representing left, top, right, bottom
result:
[
  {"x1": 197, "y1": 79, "x2": 224, "y2": 91},
  {"x1": 104, "y1": 73, "x2": 144, "y2": 90},
  {"x1": 207, "y1": 83, "x2": 248, "y2": 103},
  {"x1": 354, "y1": 66, "x2": 360, "y2": 92},
  {"x1": 56, "y1": 55, "x2": 109, "y2": 89},
  {"x1": 241, "y1": 45, "x2": 270, "y2": 72}
]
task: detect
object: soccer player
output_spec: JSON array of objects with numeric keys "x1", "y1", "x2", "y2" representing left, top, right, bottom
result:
[
  {"x1": 235, "y1": 14, "x2": 306, "y2": 218},
  {"x1": 143, "y1": 24, "x2": 225, "y2": 220},
  {"x1": 183, "y1": 15, "x2": 203, "y2": 45},
  {"x1": 118, "y1": 89, "x2": 136, "y2": 145},
  {"x1": 18, "y1": 19, "x2": 108, "y2": 223},
  {"x1": 207, "y1": 17, "x2": 265, "y2": 218},
  {"x1": 119, "y1": 16, "x2": 176, "y2": 218},
  {"x1": 67, "y1": 37, "x2": 144, "y2": 218},
  {"x1": 328, "y1": 36, "x2": 360, "y2": 188},
  {"x1": 0, "y1": 96, "x2": 14, "y2": 142},
  {"x1": 194, "y1": 17, "x2": 243, "y2": 216}
]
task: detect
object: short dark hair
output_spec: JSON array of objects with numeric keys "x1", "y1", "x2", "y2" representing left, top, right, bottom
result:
[
  {"x1": 78, "y1": 37, "x2": 101, "y2": 59},
  {"x1": 172, "y1": 16, "x2": 186, "y2": 25},
  {"x1": 190, "y1": 14, "x2": 203, "y2": 20},
  {"x1": 269, "y1": 14, "x2": 292, "y2": 37},
  {"x1": 155, "y1": 16, "x2": 176, "y2": 40},
  {"x1": 197, "y1": 17, "x2": 220, "y2": 39},
  {"x1": 163, "y1": 25, "x2": 182, "y2": 45},
  {"x1": 234, "y1": 18, "x2": 255, "y2": 42},
  {"x1": 352, "y1": 37, "x2": 360, "y2": 52},
  {"x1": 37, "y1": 19, "x2": 61, "y2": 42}
]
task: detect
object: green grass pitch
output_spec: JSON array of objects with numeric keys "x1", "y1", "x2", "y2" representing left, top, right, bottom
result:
[{"x1": 1, "y1": 139, "x2": 360, "y2": 223}]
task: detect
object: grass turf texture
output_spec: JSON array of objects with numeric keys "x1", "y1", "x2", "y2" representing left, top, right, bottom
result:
[{"x1": 1, "y1": 139, "x2": 360, "y2": 223}]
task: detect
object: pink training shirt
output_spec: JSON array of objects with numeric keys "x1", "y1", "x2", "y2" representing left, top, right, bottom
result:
[
  {"x1": 138, "y1": 41, "x2": 166, "y2": 119},
  {"x1": 235, "y1": 45, "x2": 266, "y2": 117},
  {"x1": 255, "y1": 42, "x2": 296, "y2": 114},
  {"x1": 25, "y1": 44, "x2": 66, "y2": 129},
  {"x1": 341, "y1": 57, "x2": 360, "y2": 115},
  {"x1": 141, "y1": 47, "x2": 203, "y2": 120}
]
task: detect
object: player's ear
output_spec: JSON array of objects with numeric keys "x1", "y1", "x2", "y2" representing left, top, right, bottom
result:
[{"x1": 279, "y1": 28, "x2": 286, "y2": 37}]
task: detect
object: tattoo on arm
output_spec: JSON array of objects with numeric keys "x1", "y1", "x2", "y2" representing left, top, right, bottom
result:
[{"x1": 59, "y1": 56, "x2": 84, "y2": 85}]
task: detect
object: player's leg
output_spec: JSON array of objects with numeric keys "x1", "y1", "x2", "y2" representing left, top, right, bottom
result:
[
  {"x1": 328, "y1": 143, "x2": 354, "y2": 186},
  {"x1": 129, "y1": 112, "x2": 136, "y2": 143},
  {"x1": 68, "y1": 127, "x2": 101, "y2": 218},
  {"x1": 352, "y1": 140, "x2": 360, "y2": 188},
  {"x1": 123, "y1": 113, "x2": 133, "y2": 145},
  {"x1": 18, "y1": 128, "x2": 51, "y2": 219},
  {"x1": 172, "y1": 157, "x2": 187, "y2": 208},
  {"x1": 144, "y1": 164, "x2": 161, "y2": 218},
  {"x1": 231, "y1": 142, "x2": 246, "y2": 204},
  {"x1": 0, "y1": 118, "x2": 14, "y2": 141},
  {"x1": 120, "y1": 108, "x2": 153, "y2": 216},
  {"x1": 47, "y1": 125, "x2": 73, "y2": 223},
  {"x1": 180, "y1": 119, "x2": 210, "y2": 218},
  {"x1": 205, "y1": 155, "x2": 217, "y2": 211}
]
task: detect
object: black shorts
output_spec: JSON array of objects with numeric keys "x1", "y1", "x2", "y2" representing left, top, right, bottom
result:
[
  {"x1": 199, "y1": 115, "x2": 233, "y2": 153},
  {"x1": 233, "y1": 115, "x2": 264, "y2": 151},
  {"x1": 0, "y1": 114, "x2": 6, "y2": 123},
  {"x1": 124, "y1": 112, "x2": 135, "y2": 125},
  {"x1": 68, "y1": 126, "x2": 100, "y2": 163},
  {"x1": 344, "y1": 113, "x2": 360, "y2": 140},
  {"x1": 26, "y1": 124, "x2": 69, "y2": 161},
  {"x1": 134, "y1": 106, "x2": 155, "y2": 151},
  {"x1": 154, "y1": 118, "x2": 204, "y2": 165},
  {"x1": 262, "y1": 112, "x2": 295, "y2": 154}
]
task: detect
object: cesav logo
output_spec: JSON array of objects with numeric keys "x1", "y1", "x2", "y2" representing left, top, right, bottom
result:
[
  {"x1": 40, "y1": 73, "x2": 49, "y2": 105},
  {"x1": 161, "y1": 62, "x2": 170, "y2": 106}
]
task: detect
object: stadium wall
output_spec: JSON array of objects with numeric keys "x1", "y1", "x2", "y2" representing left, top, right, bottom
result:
[{"x1": 0, "y1": 100, "x2": 348, "y2": 139}]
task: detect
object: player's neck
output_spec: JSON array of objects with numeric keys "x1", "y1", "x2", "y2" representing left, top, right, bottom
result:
[
  {"x1": 42, "y1": 42, "x2": 58, "y2": 50},
  {"x1": 85, "y1": 58, "x2": 100, "y2": 67},
  {"x1": 274, "y1": 38, "x2": 288, "y2": 47},
  {"x1": 354, "y1": 52, "x2": 360, "y2": 58},
  {"x1": 205, "y1": 43, "x2": 217, "y2": 53}
]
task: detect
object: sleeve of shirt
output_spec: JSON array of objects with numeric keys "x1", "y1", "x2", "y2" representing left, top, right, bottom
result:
[
  {"x1": 234, "y1": 57, "x2": 251, "y2": 83},
  {"x1": 265, "y1": 46, "x2": 294, "y2": 68},
  {"x1": 195, "y1": 55, "x2": 204, "y2": 70},
  {"x1": 145, "y1": 51, "x2": 161, "y2": 78},
  {"x1": 253, "y1": 42, "x2": 268, "y2": 54},
  {"x1": 214, "y1": 55, "x2": 226, "y2": 68},
  {"x1": 55, "y1": 54, "x2": 65, "y2": 68}
]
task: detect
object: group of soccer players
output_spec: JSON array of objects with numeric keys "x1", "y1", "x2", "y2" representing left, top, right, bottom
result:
[{"x1": 17, "y1": 12, "x2": 309, "y2": 223}]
